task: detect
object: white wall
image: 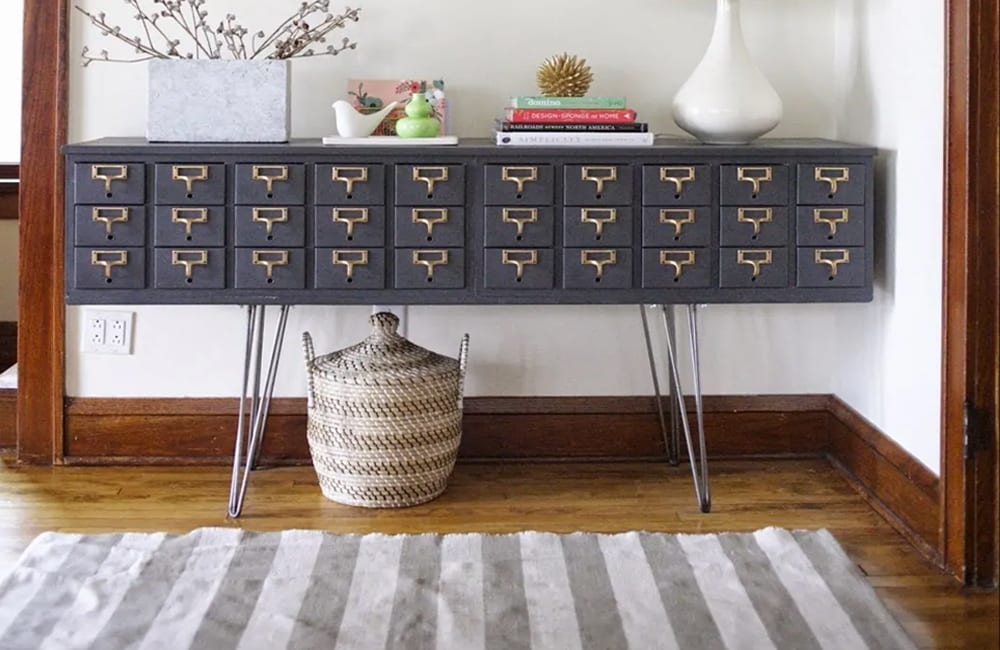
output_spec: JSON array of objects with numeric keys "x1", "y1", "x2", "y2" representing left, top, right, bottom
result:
[
  {"x1": 0, "y1": 0, "x2": 22, "y2": 322},
  {"x1": 66, "y1": 0, "x2": 944, "y2": 472}
]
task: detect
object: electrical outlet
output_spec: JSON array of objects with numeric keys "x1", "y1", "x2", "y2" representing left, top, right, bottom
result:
[
  {"x1": 82, "y1": 310, "x2": 134, "y2": 354},
  {"x1": 372, "y1": 305, "x2": 407, "y2": 337}
]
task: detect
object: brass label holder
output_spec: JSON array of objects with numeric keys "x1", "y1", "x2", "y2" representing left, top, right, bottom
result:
[
  {"x1": 501, "y1": 208, "x2": 538, "y2": 238},
  {"x1": 251, "y1": 165, "x2": 289, "y2": 194},
  {"x1": 815, "y1": 249, "x2": 850, "y2": 278},
  {"x1": 252, "y1": 250, "x2": 289, "y2": 281},
  {"x1": 91, "y1": 250, "x2": 128, "y2": 280},
  {"x1": 413, "y1": 166, "x2": 449, "y2": 194},
  {"x1": 814, "y1": 208, "x2": 850, "y2": 237},
  {"x1": 252, "y1": 207, "x2": 289, "y2": 235},
  {"x1": 659, "y1": 208, "x2": 695, "y2": 238},
  {"x1": 501, "y1": 249, "x2": 538, "y2": 281},
  {"x1": 332, "y1": 207, "x2": 369, "y2": 237},
  {"x1": 581, "y1": 249, "x2": 617, "y2": 280},
  {"x1": 412, "y1": 208, "x2": 449, "y2": 237},
  {"x1": 91, "y1": 165, "x2": 128, "y2": 194},
  {"x1": 332, "y1": 250, "x2": 369, "y2": 280},
  {"x1": 736, "y1": 166, "x2": 773, "y2": 194},
  {"x1": 659, "y1": 166, "x2": 695, "y2": 193},
  {"x1": 331, "y1": 166, "x2": 369, "y2": 194},
  {"x1": 660, "y1": 250, "x2": 696, "y2": 279},
  {"x1": 737, "y1": 249, "x2": 773, "y2": 279},
  {"x1": 815, "y1": 166, "x2": 850, "y2": 194},
  {"x1": 171, "y1": 250, "x2": 208, "y2": 280},
  {"x1": 580, "y1": 208, "x2": 617, "y2": 238},
  {"x1": 413, "y1": 250, "x2": 449, "y2": 280},
  {"x1": 172, "y1": 165, "x2": 209, "y2": 194},
  {"x1": 581, "y1": 166, "x2": 617, "y2": 194},
  {"x1": 501, "y1": 166, "x2": 539, "y2": 193},
  {"x1": 91, "y1": 207, "x2": 130, "y2": 236},
  {"x1": 171, "y1": 208, "x2": 209, "y2": 237},
  {"x1": 737, "y1": 207, "x2": 773, "y2": 237}
]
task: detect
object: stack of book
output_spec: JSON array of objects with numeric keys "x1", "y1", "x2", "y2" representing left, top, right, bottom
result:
[{"x1": 495, "y1": 96, "x2": 653, "y2": 147}]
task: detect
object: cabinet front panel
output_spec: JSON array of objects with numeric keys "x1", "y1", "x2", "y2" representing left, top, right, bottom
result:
[
  {"x1": 719, "y1": 206, "x2": 790, "y2": 246},
  {"x1": 641, "y1": 248, "x2": 712, "y2": 288},
  {"x1": 642, "y1": 207, "x2": 711, "y2": 247},
  {"x1": 395, "y1": 207, "x2": 465, "y2": 247},
  {"x1": 563, "y1": 207, "x2": 633, "y2": 246},
  {"x1": 234, "y1": 248, "x2": 306, "y2": 289},
  {"x1": 563, "y1": 248, "x2": 633, "y2": 289},
  {"x1": 796, "y1": 247, "x2": 865, "y2": 287},
  {"x1": 153, "y1": 248, "x2": 225, "y2": 289},
  {"x1": 720, "y1": 164, "x2": 789, "y2": 205},
  {"x1": 564, "y1": 164, "x2": 633, "y2": 206},
  {"x1": 395, "y1": 164, "x2": 466, "y2": 205},
  {"x1": 484, "y1": 164, "x2": 554, "y2": 205},
  {"x1": 795, "y1": 206, "x2": 865, "y2": 246},
  {"x1": 314, "y1": 248, "x2": 386, "y2": 289},
  {"x1": 74, "y1": 162, "x2": 146, "y2": 204},
  {"x1": 74, "y1": 248, "x2": 146, "y2": 289},
  {"x1": 75, "y1": 206, "x2": 146, "y2": 246},
  {"x1": 394, "y1": 248, "x2": 465, "y2": 289},
  {"x1": 234, "y1": 163, "x2": 306, "y2": 205},
  {"x1": 484, "y1": 249, "x2": 555, "y2": 289},
  {"x1": 154, "y1": 163, "x2": 226, "y2": 205},
  {"x1": 797, "y1": 164, "x2": 866, "y2": 205},
  {"x1": 484, "y1": 207, "x2": 554, "y2": 247},
  {"x1": 314, "y1": 206, "x2": 386, "y2": 247},
  {"x1": 154, "y1": 206, "x2": 225, "y2": 247},
  {"x1": 315, "y1": 163, "x2": 386, "y2": 205},
  {"x1": 234, "y1": 206, "x2": 306, "y2": 247},
  {"x1": 719, "y1": 248, "x2": 789, "y2": 288},
  {"x1": 642, "y1": 164, "x2": 712, "y2": 206}
]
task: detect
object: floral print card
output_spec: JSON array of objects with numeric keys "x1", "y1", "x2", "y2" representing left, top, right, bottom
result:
[{"x1": 347, "y1": 79, "x2": 448, "y2": 136}]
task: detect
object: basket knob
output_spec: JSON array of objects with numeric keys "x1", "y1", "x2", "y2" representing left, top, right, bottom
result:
[{"x1": 370, "y1": 312, "x2": 400, "y2": 339}]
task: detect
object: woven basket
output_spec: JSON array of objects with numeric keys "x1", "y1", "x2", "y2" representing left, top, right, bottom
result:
[{"x1": 302, "y1": 313, "x2": 469, "y2": 508}]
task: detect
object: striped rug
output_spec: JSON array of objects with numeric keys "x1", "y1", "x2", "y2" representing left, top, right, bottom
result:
[{"x1": 0, "y1": 527, "x2": 914, "y2": 650}]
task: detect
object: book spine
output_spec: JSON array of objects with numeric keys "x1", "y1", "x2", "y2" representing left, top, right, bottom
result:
[
  {"x1": 510, "y1": 96, "x2": 627, "y2": 109},
  {"x1": 505, "y1": 108, "x2": 637, "y2": 124},
  {"x1": 496, "y1": 131, "x2": 654, "y2": 146},
  {"x1": 498, "y1": 121, "x2": 648, "y2": 133}
]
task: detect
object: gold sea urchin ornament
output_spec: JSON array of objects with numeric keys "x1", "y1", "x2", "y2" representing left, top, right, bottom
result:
[{"x1": 536, "y1": 53, "x2": 593, "y2": 97}]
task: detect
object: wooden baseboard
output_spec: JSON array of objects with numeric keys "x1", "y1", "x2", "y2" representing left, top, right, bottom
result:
[
  {"x1": 825, "y1": 396, "x2": 941, "y2": 564},
  {"x1": 0, "y1": 388, "x2": 14, "y2": 451},
  {"x1": 0, "y1": 322, "x2": 15, "y2": 373}
]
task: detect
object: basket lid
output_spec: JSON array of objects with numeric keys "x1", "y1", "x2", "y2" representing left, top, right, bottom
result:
[{"x1": 308, "y1": 312, "x2": 459, "y2": 383}]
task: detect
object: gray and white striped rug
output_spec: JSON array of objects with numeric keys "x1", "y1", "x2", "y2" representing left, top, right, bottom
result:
[{"x1": 0, "y1": 527, "x2": 914, "y2": 650}]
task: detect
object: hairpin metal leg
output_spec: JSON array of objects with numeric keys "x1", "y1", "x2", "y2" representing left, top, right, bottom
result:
[
  {"x1": 660, "y1": 304, "x2": 711, "y2": 513},
  {"x1": 227, "y1": 304, "x2": 291, "y2": 518},
  {"x1": 640, "y1": 305, "x2": 679, "y2": 464}
]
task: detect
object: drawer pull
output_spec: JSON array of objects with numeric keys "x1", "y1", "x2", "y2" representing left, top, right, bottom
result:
[
  {"x1": 91, "y1": 250, "x2": 128, "y2": 280},
  {"x1": 171, "y1": 250, "x2": 208, "y2": 280},
  {"x1": 581, "y1": 166, "x2": 617, "y2": 194},
  {"x1": 91, "y1": 207, "x2": 130, "y2": 236},
  {"x1": 501, "y1": 249, "x2": 538, "y2": 281},
  {"x1": 502, "y1": 208, "x2": 538, "y2": 238},
  {"x1": 581, "y1": 249, "x2": 617, "y2": 280},
  {"x1": 659, "y1": 166, "x2": 695, "y2": 193},
  {"x1": 660, "y1": 250, "x2": 696, "y2": 279},
  {"x1": 737, "y1": 207, "x2": 773, "y2": 237},
  {"x1": 332, "y1": 207, "x2": 369, "y2": 237},
  {"x1": 91, "y1": 165, "x2": 128, "y2": 193},
  {"x1": 171, "y1": 208, "x2": 209, "y2": 237},
  {"x1": 252, "y1": 250, "x2": 289, "y2": 281},
  {"x1": 331, "y1": 250, "x2": 369, "y2": 281},
  {"x1": 251, "y1": 165, "x2": 289, "y2": 193},
  {"x1": 412, "y1": 249, "x2": 449, "y2": 281},
  {"x1": 331, "y1": 166, "x2": 369, "y2": 194},
  {"x1": 659, "y1": 208, "x2": 695, "y2": 238},
  {"x1": 814, "y1": 208, "x2": 849, "y2": 237},
  {"x1": 815, "y1": 249, "x2": 850, "y2": 278},
  {"x1": 736, "y1": 166, "x2": 772, "y2": 194},
  {"x1": 412, "y1": 208, "x2": 449, "y2": 237},
  {"x1": 815, "y1": 166, "x2": 850, "y2": 194},
  {"x1": 501, "y1": 166, "x2": 538, "y2": 193},
  {"x1": 580, "y1": 207, "x2": 617, "y2": 238},
  {"x1": 171, "y1": 165, "x2": 209, "y2": 194},
  {"x1": 737, "y1": 249, "x2": 773, "y2": 280},
  {"x1": 412, "y1": 166, "x2": 449, "y2": 194},
  {"x1": 252, "y1": 207, "x2": 289, "y2": 235}
]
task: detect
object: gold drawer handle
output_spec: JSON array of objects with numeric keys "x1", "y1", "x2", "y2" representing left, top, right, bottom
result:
[
  {"x1": 171, "y1": 165, "x2": 209, "y2": 194},
  {"x1": 815, "y1": 249, "x2": 850, "y2": 278},
  {"x1": 501, "y1": 249, "x2": 538, "y2": 281},
  {"x1": 581, "y1": 208, "x2": 617, "y2": 238},
  {"x1": 171, "y1": 208, "x2": 209, "y2": 237},
  {"x1": 659, "y1": 166, "x2": 695, "y2": 193},
  {"x1": 251, "y1": 165, "x2": 289, "y2": 193},
  {"x1": 581, "y1": 166, "x2": 617, "y2": 194},
  {"x1": 659, "y1": 209, "x2": 695, "y2": 238},
  {"x1": 332, "y1": 208, "x2": 369, "y2": 237},
  {"x1": 171, "y1": 250, "x2": 208, "y2": 280},
  {"x1": 412, "y1": 208, "x2": 449, "y2": 237},
  {"x1": 814, "y1": 208, "x2": 850, "y2": 237},
  {"x1": 736, "y1": 166, "x2": 773, "y2": 194},
  {"x1": 252, "y1": 250, "x2": 289, "y2": 281},
  {"x1": 91, "y1": 250, "x2": 128, "y2": 280},
  {"x1": 737, "y1": 249, "x2": 773, "y2": 279},
  {"x1": 501, "y1": 166, "x2": 538, "y2": 193},
  {"x1": 91, "y1": 165, "x2": 128, "y2": 193},
  {"x1": 501, "y1": 208, "x2": 538, "y2": 238},
  {"x1": 413, "y1": 166, "x2": 449, "y2": 194},
  {"x1": 91, "y1": 207, "x2": 130, "y2": 236},
  {"x1": 413, "y1": 249, "x2": 449, "y2": 281},
  {"x1": 332, "y1": 250, "x2": 369, "y2": 281},
  {"x1": 331, "y1": 166, "x2": 369, "y2": 194},
  {"x1": 581, "y1": 249, "x2": 618, "y2": 280},
  {"x1": 660, "y1": 250, "x2": 696, "y2": 279},
  {"x1": 737, "y1": 207, "x2": 773, "y2": 237},
  {"x1": 815, "y1": 166, "x2": 850, "y2": 194},
  {"x1": 252, "y1": 207, "x2": 289, "y2": 235}
]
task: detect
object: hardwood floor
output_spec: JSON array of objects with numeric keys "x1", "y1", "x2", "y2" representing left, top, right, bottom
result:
[{"x1": 0, "y1": 458, "x2": 995, "y2": 649}]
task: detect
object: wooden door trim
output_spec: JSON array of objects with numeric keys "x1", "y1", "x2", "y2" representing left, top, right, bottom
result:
[{"x1": 17, "y1": 0, "x2": 68, "y2": 463}]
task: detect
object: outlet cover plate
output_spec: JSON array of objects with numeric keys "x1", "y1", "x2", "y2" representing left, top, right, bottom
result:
[{"x1": 82, "y1": 309, "x2": 134, "y2": 355}]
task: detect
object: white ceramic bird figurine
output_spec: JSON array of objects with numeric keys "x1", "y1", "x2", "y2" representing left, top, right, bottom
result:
[{"x1": 332, "y1": 100, "x2": 399, "y2": 138}]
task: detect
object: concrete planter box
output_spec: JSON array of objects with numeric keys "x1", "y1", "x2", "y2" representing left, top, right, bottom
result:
[{"x1": 147, "y1": 60, "x2": 290, "y2": 143}]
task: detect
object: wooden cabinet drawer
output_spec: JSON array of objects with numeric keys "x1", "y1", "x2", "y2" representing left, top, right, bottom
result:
[
  {"x1": 314, "y1": 206, "x2": 385, "y2": 247},
  {"x1": 720, "y1": 164, "x2": 789, "y2": 205},
  {"x1": 720, "y1": 206, "x2": 789, "y2": 246},
  {"x1": 154, "y1": 163, "x2": 226, "y2": 205},
  {"x1": 234, "y1": 206, "x2": 305, "y2": 247},
  {"x1": 484, "y1": 207, "x2": 554, "y2": 247},
  {"x1": 234, "y1": 163, "x2": 305, "y2": 204},
  {"x1": 642, "y1": 207, "x2": 711, "y2": 247},
  {"x1": 394, "y1": 164, "x2": 465, "y2": 205},
  {"x1": 563, "y1": 248, "x2": 633, "y2": 289},
  {"x1": 642, "y1": 164, "x2": 711, "y2": 206},
  {"x1": 563, "y1": 207, "x2": 632, "y2": 246},
  {"x1": 234, "y1": 249, "x2": 305, "y2": 289},
  {"x1": 394, "y1": 249, "x2": 465, "y2": 288},
  {"x1": 153, "y1": 248, "x2": 225, "y2": 289},
  {"x1": 796, "y1": 247, "x2": 865, "y2": 287},
  {"x1": 314, "y1": 248, "x2": 386, "y2": 289},
  {"x1": 642, "y1": 249, "x2": 712, "y2": 288},
  {"x1": 314, "y1": 164, "x2": 385, "y2": 205},
  {"x1": 796, "y1": 206, "x2": 864, "y2": 246},
  {"x1": 719, "y1": 248, "x2": 789, "y2": 288},
  {"x1": 74, "y1": 206, "x2": 145, "y2": 246},
  {"x1": 484, "y1": 164, "x2": 554, "y2": 205},
  {"x1": 74, "y1": 162, "x2": 145, "y2": 204},
  {"x1": 564, "y1": 164, "x2": 633, "y2": 205},
  {"x1": 394, "y1": 207, "x2": 464, "y2": 247},
  {"x1": 797, "y1": 164, "x2": 866, "y2": 205},
  {"x1": 484, "y1": 249, "x2": 554, "y2": 289},
  {"x1": 154, "y1": 206, "x2": 225, "y2": 247},
  {"x1": 74, "y1": 248, "x2": 145, "y2": 289}
]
